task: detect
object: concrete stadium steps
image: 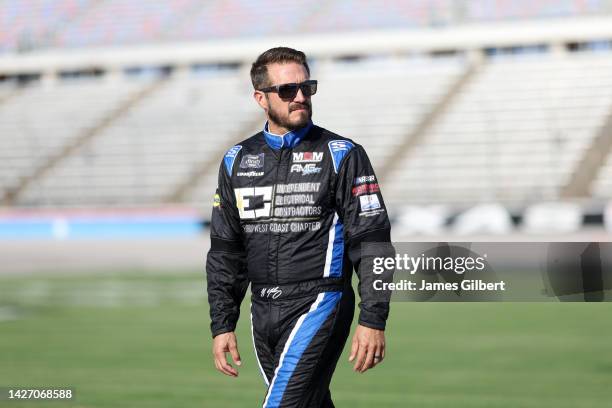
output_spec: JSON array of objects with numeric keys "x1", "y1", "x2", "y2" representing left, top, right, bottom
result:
[
  {"x1": 3, "y1": 52, "x2": 612, "y2": 209},
  {"x1": 592, "y1": 148, "x2": 612, "y2": 198},
  {"x1": 0, "y1": 84, "x2": 23, "y2": 105},
  {"x1": 0, "y1": 79, "x2": 147, "y2": 196},
  {"x1": 177, "y1": 115, "x2": 261, "y2": 206},
  {"x1": 185, "y1": 170, "x2": 224, "y2": 210},
  {"x1": 178, "y1": 57, "x2": 468, "y2": 208},
  {"x1": 19, "y1": 71, "x2": 260, "y2": 206},
  {"x1": 314, "y1": 56, "x2": 467, "y2": 169},
  {"x1": 383, "y1": 52, "x2": 612, "y2": 208}
]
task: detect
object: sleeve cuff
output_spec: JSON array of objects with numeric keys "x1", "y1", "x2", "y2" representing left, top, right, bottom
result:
[
  {"x1": 357, "y1": 317, "x2": 386, "y2": 331},
  {"x1": 211, "y1": 324, "x2": 236, "y2": 338}
]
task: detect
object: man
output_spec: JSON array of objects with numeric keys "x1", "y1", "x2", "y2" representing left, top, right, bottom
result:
[{"x1": 206, "y1": 47, "x2": 392, "y2": 407}]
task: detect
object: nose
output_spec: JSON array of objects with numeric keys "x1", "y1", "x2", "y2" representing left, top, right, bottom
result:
[{"x1": 293, "y1": 86, "x2": 307, "y2": 103}]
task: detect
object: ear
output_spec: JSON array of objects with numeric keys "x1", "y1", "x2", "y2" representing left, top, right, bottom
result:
[{"x1": 253, "y1": 91, "x2": 268, "y2": 111}]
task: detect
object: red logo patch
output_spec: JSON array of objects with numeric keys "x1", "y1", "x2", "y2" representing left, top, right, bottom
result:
[{"x1": 352, "y1": 183, "x2": 380, "y2": 196}]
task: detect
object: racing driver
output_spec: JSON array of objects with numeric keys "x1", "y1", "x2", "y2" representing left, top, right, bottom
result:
[{"x1": 206, "y1": 47, "x2": 392, "y2": 407}]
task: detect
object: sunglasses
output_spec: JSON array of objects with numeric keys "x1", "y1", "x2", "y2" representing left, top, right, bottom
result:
[{"x1": 259, "y1": 80, "x2": 318, "y2": 100}]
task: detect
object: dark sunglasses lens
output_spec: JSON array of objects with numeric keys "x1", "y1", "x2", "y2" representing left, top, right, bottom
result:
[
  {"x1": 278, "y1": 84, "x2": 299, "y2": 99},
  {"x1": 303, "y1": 81, "x2": 317, "y2": 96}
]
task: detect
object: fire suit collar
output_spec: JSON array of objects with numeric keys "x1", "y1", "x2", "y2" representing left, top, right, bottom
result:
[{"x1": 263, "y1": 120, "x2": 313, "y2": 150}]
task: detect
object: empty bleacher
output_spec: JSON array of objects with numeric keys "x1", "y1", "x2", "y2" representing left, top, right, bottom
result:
[
  {"x1": 17, "y1": 70, "x2": 260, "y2": 207},
  {"x1": 184, "y1": 57, "x2": 467, "y2": 207},
  {"x1": 2, "y1": 0, "x2": 611, "y2": 52},
  {"x1": 592, "y1": 153, "x2": 612, "y2": 198},
  {"x1": 170, "y1": 0, "x2": 320, "y2": 41},
  {"x1": 2, "y1": 56, "x2": 467, "y2": 208},
  {"x1": 0, "y1": 0, "x2": 95, "y2": 52},
  {"x1": 313, "y1": 56, "x2": 466, "y2": 168},
  {"x1": 0, "y1": 78, "x2": 147, "y2": 199},
  {"x1": 2, "y1": 51, "x2": 612, "y2": 209},
  {"x1": 383, "y1": 52, "x2": 612, "y2": 207},
  {"x1": 55, "y1": 0, "x2": 203, "y2": 48}
]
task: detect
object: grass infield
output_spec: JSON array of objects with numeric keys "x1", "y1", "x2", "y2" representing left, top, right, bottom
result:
[{"x1": 0, "y1": 272, "x2": 611, "y2": 407}]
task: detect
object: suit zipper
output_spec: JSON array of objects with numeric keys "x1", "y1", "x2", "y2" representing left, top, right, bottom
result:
[{"x1": 274, "y1": 148, "x2": 288, "y2": 284}]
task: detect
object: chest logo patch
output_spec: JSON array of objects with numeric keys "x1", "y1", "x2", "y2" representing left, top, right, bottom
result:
[
  {"x1": 240, "y1": 153, "x2": 264, "y2": 169},
  {"x1": 235, "y1": 186, "x2": 273, "y2": 219},
  {"x1": 292, "y1": 152, "x2": 323, "y2": 163},
  {"x1": 291, "y1": 163, "x2": 322, "y2": 175}
]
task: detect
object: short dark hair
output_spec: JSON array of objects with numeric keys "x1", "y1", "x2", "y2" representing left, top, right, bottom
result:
[{"x1": 250, "y1": 47, "x2": 310, "y2": 90}]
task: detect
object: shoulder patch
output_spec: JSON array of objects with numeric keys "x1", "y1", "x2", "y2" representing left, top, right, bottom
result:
[
  {"x1": 223, "y1": 145, "x2": 242, "y2": 176},
  {"x1": 328, "y1": 140, "x2": 355, "y2": 173}
]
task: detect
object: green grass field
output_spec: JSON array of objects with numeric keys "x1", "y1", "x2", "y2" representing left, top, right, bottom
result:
[{"x1": 1, "y1": 272, "x2": 611, "y2": 407}]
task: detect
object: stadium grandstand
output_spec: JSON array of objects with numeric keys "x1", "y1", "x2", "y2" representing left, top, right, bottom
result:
[
  {"x1": 3, "y1": 6, "x2": 612, "y2": 408},
  {"x1": 1, "y1": 0, "x2": 612, "y2": 243},
  {"x1": 2, "y1": 0, "x2": 612, "y2": 52}
]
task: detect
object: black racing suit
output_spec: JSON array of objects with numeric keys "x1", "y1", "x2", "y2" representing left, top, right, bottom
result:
[{"x1": 206, "y1": 122, "x2": 392, "y2": 407}]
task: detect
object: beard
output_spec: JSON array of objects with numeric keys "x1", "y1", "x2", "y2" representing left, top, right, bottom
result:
[{"x1": 266, "y1": 97, "x2": 312, "y2": 132}]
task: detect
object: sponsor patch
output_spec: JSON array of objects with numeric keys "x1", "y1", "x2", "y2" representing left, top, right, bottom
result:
[
  {"x1": 329, "y1": 140, "x2": 353, "y2": 151},
  {"x1": 243, "y1": 221, "x2": 321, "y2": 233},
  {"x1": 235, "y1": 186, "x2": 273, "y2": 219},
  {"x1": 240, "y1": 153, "x2": 264, "y2": 169},
  {"x1": 292, "y1": 151, "x2": 323, "y2": 163},
  {"x1": 359, "y1": 194, "x2": 381, "y2": 211},
  {"x1": 213, "y1": 193, "x2": 221, "y2": 207},
  {"x1": 290, "y1": 163, "x2": 321, "y2": 175},
  {"x1": 274, "y1": 194, "x2": 316, "y2": 205},
  {"x1": 328, "y1": 140, "x2": 355, "y2": 173},
  {"x1": 223, "y1": 145, "x2": 242, "y2": 175},
  {"x1": 273, "y1": 206, "x2": 322, "y2": 217},
  {"x1": 275, "y1": 182, "x2": 320, "y2": 193},
  {"x1": 237, "y1": 171, "x2": 264, "y2": 177},
  {"x1": 225, "y1": 145, "x2": 242, "y2": 158},
  {"x1": 354, "y1": 175, "x2": 376, "y2": 185},
  {"x1": 352, "y1": 183, "x2": 380, "y2": 197}
]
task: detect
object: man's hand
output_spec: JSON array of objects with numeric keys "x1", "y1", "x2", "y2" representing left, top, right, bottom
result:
[
  {"x1": 212, "y1": 332, "x2": 242, "y2": 377},
  {"x1": 348, "y1": 324, "x2": 385, "y2": 373}
]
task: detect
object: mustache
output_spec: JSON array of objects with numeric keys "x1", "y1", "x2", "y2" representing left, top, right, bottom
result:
[{"x1": 290, "y1": 102, "x2": 311, "y2": 112}]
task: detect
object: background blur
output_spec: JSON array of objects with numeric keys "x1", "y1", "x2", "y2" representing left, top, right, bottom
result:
[{"x1": 1, "y1": 1, "x2": 612, "y2": 407}]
